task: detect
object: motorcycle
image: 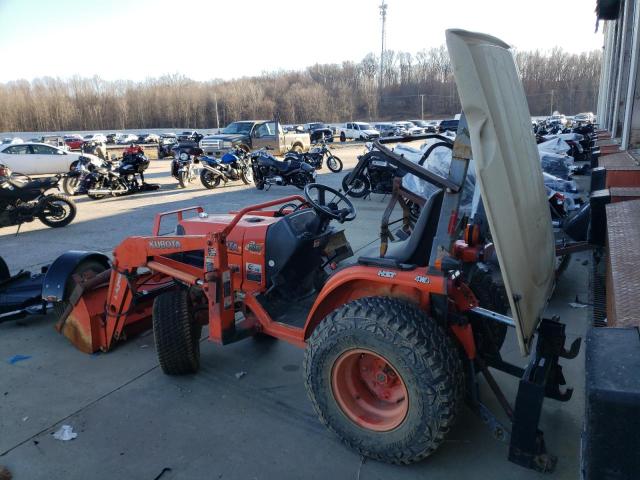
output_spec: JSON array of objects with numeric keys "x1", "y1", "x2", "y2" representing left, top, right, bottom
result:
[
  {"x1": 82, "y1": 145, "x2": 159, "y2": 199},
  {"x1": 61, "y1": 155, "x2": 109, "y2": 195},
  {"x1": 283, "y1": 141, "x2": 343, "y2": 173},
  {"x1": 342, "y1": 144, "x2": 409, "y2": 198},
  {"x1": 200, "y1": 147, "x2": 253, "y2": 189},
  {"x1": 157, "y1": 136, "x2": 177, "y2": 159},
  {"x1": 0, "y1": 163, "x2": 76, "y2": 230},
  {"x1": 250, "y1": 149, "x2": 316, "y2": 190},
  {"x1": 171, "y1": 147, "x2": 202, "y2": 188}
]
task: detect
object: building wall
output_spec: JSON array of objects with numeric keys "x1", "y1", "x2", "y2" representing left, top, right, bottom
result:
[{"x1": 598, "y1": 0, "x2": 640, "y2": 150}]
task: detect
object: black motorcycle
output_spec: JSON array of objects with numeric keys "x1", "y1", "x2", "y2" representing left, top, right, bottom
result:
[
  {"x1": 82, "y1": 147, "x2": 159, "y2": 199},
  {"x1": 157, "y1": 136, "x2": 177, "y2": 159},
  {"x1": 200, "y1": 147, "x2": 253, "y2": 189},
  {"x1": 341, "y1": 147, "x2": 406, "y2": 198},
  {"x1": 250, "y1": 149, "x2": 316, "y2": 190},
  {"x1": 0, "y1": 164, "x2": 76, "y2": 230},
  {"x1": 61, "y1": 155, "x2": 109, "y2": 195},
  {"x1": 342, "y1": 137, "x2": 453, "y2": 200},
  {"x1": 171, "y1": 147, "x2": 203, "y2": 188},
  {"x1": 284, "y1": 141, "x2": 343, "y2": 173}
]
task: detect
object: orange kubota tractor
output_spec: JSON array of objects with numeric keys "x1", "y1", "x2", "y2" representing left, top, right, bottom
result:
[{"x1": 46, "y1": 30, "x2": 579, "y2": 473}]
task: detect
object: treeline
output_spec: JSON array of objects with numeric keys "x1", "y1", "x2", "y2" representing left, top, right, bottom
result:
[{"x1": 0, "y1": 46, "x2": 601, "y2": 133}]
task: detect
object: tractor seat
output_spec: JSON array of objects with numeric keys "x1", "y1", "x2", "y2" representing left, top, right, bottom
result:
[{"x1": 357, "y1": 189, "x2": 444, "y2": 269}]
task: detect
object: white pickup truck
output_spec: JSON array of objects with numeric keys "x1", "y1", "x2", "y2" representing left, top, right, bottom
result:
[{"x1": 337, "y1": 122, "x2": 380, "y2": 142}]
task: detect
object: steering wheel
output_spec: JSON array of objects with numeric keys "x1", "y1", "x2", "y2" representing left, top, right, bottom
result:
[
  {"x1": 304, "y1": 183, "x2": 356, "y2": 223},
  {"x1": 276, "y1": 202, "x2": 309, "y2": 216}
]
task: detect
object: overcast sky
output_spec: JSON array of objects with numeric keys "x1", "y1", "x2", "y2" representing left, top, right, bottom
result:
[{"x1": 0, "y1": 0, "x2": 604, "y2": 83}]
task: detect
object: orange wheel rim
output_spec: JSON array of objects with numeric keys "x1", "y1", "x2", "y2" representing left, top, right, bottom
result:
[{"x1": 331, "y1": 349, "x2": 409, "y2": 432}]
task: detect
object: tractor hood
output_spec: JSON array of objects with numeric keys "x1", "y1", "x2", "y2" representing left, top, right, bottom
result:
[{"x1": 446, "y1": 29, "x2": 556, "y2": 355}]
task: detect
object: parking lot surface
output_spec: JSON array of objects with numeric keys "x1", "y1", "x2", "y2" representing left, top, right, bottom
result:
[{"x1": 0, "y1": 143, "x2": 588, "y2": 479}]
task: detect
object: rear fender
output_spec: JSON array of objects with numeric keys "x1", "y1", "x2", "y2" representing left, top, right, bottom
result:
[
  {"x1": 302, "y1": 265, "x2": 446, "y2": 340},
  {"x1": 42, "y1": 251, "x2": 111, "y2": 302}
]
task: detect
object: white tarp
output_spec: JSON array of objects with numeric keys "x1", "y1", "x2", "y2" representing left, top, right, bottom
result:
[
  {"x1": 446, "y1": 29, "x2": 556, "y2": 355},
  {"x1": 538, "y1": 137, "x2": 571, "y2": 155},
  {"x1": 396, "y1": 141, "x2": 476, "y2": 212}
]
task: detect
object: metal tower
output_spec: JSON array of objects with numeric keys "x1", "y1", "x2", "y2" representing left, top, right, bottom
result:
[{"x1": 379, "y1": 0, "x2": 387, "y2": 90}]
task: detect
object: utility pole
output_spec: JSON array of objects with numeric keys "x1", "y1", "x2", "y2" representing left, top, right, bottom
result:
[
  {"x1": 379, "y1": 0, "x2": 387, "y2": 92},
  {"x1": 214, "y1": 93, "x2": 220, "y2": 130},
  {"x1": 420, "y1": 94, "x2": 425, "y2": 120}
]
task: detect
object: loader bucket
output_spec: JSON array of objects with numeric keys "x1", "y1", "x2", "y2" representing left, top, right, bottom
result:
[{"x1": 55, "y1": 283, "x2": 110, "y2": 354}]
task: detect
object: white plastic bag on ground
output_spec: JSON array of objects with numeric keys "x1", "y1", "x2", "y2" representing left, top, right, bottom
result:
[{"x1": 53, "y1": 425, "x2": 78, "y2": 441}]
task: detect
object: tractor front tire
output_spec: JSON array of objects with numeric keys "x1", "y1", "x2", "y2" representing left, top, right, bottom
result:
[
  {"x1": 153, "y1": 289, "x2": 202, "y2": 375},
  {"x1": 304, "y1": 296, "x2": 463, "y2": 464}
]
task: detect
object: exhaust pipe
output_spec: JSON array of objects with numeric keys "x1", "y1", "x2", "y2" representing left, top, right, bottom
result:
[
  {"x1": 87, "y1": 189, "x2": 115, "y2": 195},
  {"x1": 201, "y1": 164, "x2": 224, "y2": 176}
]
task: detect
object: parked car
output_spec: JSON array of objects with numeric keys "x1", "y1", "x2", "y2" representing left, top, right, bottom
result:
[
  {"x1": 2, "y1": 138, "x2": 23, "y2": 145},
  {"x1": 106, "y1": 133, "x2": 120, "y2": 144},
  {"x1": 118, "y1": 134, "x2": 139, "y2": 144},
  {"x1": 373, "y1": 122, "x2": 407, "y2": 137},
  {"x1": 64, "y1": 135, "x2": 84, "y2": 150},
  {"x1": 199, "y1": 120, "x2": 310, "y2": 157},
  {"x1": 0, "y1": 142, "x2": 101, "y2": 175},
  {"x1": 177, "y1": 131, "x2": 202, "y2": 142},
  {"x1": 407, "y1": 120, "x2": 435, "y2": 133},
  {"x1": 547, "y1": 113, "x2": 568, "y2": 127},
  {"x1": 40, "y1": 136, "x2": 68, "y2": 150},
  {"x1": 137, "y1": 133, "x2": 160, "y2": 143},
  {"x1": 83, "y1": 133, "x2": 107, "y2": 143},
  {"x1": 573, "y1": 112, "x2": 595, "y2": 124},
  {"x1": 395, "y1": 121, "x2": 423, "y2": 135},
  {"x1": 438, "y1": 119, "x2": 459, "y2": 133},
  {"x1": 337, "y1": 122, "x2": 380, "y2": 142},
  {"x1": 304, "y1": 122, "x2": 334, "y2": 143}
]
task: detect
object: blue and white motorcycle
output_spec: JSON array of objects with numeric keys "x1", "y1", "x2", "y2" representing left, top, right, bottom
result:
[{"x1": 199, "y1": 147, "x2": 253, "y2": 189}]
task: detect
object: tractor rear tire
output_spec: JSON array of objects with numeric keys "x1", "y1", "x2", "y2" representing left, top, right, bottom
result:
[
  {"x1": 304, "y1": 296, "x2": 463, "y2": 464},
  {"x1": 153, "y1": 289, "x2": 202, "y2": 375}
]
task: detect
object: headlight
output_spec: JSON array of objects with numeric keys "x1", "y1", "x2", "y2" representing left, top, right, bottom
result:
[
  {"x1": 222, "y1": 141, "x2": 232, "y2": 148},
  {"x1": 179, "y1": 152, "x2": 189, "y2": 161}
]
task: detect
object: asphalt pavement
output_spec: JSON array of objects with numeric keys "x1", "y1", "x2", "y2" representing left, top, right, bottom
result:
[{"x1": 0, "y1": 142, "x2": 589, "y2": 479}]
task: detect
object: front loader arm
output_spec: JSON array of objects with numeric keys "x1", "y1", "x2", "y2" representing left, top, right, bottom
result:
[
  {"x1": 111, "y1": 235, "x2": 212, "y2": 274},
  {"x1": 108, "y1": 232, "x2": 236, "y2": 345}
]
